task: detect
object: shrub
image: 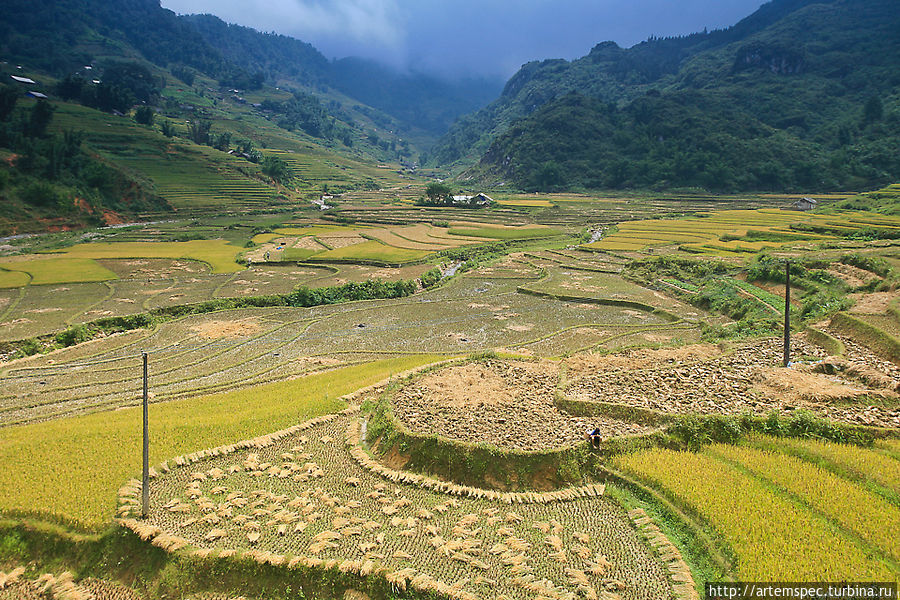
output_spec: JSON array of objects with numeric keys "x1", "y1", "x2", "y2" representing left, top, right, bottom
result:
[
  {"x1": 420, "y1": 267, "x2": 441, "y2": 288},
  {"x1": 55, "y1": 324, "x2": 91, "y2": 347}
]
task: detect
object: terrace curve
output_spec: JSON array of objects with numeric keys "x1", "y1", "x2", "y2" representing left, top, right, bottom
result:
[{"x1": 118, "y1": 405, "x2": 697, "y2": 600}]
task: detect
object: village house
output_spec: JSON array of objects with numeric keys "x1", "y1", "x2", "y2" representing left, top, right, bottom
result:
[{"x1": 789, "y1": 197, "x2": 818, "y2": 211}]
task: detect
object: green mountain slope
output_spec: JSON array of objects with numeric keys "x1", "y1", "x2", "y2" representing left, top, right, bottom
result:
[
  {"x1": 431, "y1": 0, "x2": 822, "y2": 168},
  {"x1": 0, "y1": 0, "x2": 427, "y2": 233},
  {"x1": 0, "y1": 0, "x2": 229, "y2": 80},
  {"x1": 441, "y1": 0, "x2": 900, "y2": 193}
]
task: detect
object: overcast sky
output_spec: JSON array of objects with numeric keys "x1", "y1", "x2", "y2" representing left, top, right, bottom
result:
[{"x1": 161, "y1": 0, "x2": 768, "y2": 80}]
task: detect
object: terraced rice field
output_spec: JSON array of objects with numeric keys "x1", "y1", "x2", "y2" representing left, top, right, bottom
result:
[
  {"x1": 263, "y1": 149, "x2": 408, "y2": 192},
  {"x1": 0, "y1": 257, "x2": 118, "y2": 286},
  {"x1": 614, "y1": 442, "x2": 900, "y2": 581},
  {"x1": 0, "y1": 276, "x2": 696, "y2": 425},
  {"x1": 753, "y1": 434, "x2": 900, "y2": 495},
  {"x1": 520, "y1": 267, "x2": 701, "y2": 319},
  {"x1": 250, "y1": 223, "x2": 503, "y2": 264},
  {"x1": 44, "y1": 240, "x2": 248, "y2": 273},
  {"x1": 449, "y1": 223, "x2": 565, "y2": 240},
  {"x1": 710, "y1": 445, "x2": 900, "y2": 562},
  {"x1": 0, "y1": 262, "x2": 433, "y2": 341},
  {"x1": 125, "y1": 409, "x2": 679, "y2": 600},
  {"x1": 312, "y1": 240, "x2": 433, "y2": 264},
  {"x1": 0, "y1": 357, "x2": 443, "y2": 529},
  {"x1": 50, "y1": 103, "x2": 281, "y2": 210},
  {"x1": 117, "y1": 149, "x2": 278, "y2": 209},
  {"x1": 585, "y1": 209, "x2": 900, "y2": 255}
]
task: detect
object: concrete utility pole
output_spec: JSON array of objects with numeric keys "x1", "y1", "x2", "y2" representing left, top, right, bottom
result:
[
  {"x1": 783, "y1": 261, "x2": 791, "y2": 368},
  {"x1": 142, "y1": 351, "x2": 150, "y2": 518}
]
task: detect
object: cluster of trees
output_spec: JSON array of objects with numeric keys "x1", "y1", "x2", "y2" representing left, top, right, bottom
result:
[
  {"x1": 415, "y1": 183, "x2": 489, "y2": 208},
  {"x1": 260, "y1": 155, "x2": 292, "y2": 186},
  {"x1": 262, "y1": 94, "x2": 337, "y2": 140},
  {"x1": 285, "y1": 279, "x2": 417, "y2": 307},
  {"x1": 439, "y1": 0, "x2": 900, "y2": 192},
  {"x1": 56, "y1": 62, "x2": 162, "y2": 114}
]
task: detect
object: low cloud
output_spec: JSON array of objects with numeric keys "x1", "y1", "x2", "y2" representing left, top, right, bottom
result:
[{"x1": 163, "y1": 0, "x2": 766, "y2": 79}]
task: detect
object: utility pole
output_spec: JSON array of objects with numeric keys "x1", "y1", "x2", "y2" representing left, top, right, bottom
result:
[
  {"x1": 142, "y1": 351, "x2": 150, "y2": 518},
  {"x1": 783, "y1": 261, "x2": 791, "y2": 368}
]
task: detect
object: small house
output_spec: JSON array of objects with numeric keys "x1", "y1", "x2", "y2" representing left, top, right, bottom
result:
[{"x1": 791, "y1": 197, "x2": 817, "y2": 211}]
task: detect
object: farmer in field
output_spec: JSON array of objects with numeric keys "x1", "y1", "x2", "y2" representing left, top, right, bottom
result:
[{"x1": 585, "y1": 427, "x2": 602, "y2": 449}]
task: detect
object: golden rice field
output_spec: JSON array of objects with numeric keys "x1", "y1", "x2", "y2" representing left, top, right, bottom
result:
[
  {"x1": 43, "y1": 240, "x2": 247, "y2": 275},
  {"x1": 312, "y1": 240, "x2": 433, "y2": 263},
  {"x1": 0, "y1": 269, "x2": 33, "y2": 288},
  {"x1": 125, "y1": 410, "x2": 676, "y2": 600},
  {"x1": 0, "y1": 356, "x2": 444, "y2": 530},
  {"x1": 585, "y1": 209, "x2": 900, "y2": 255},
  {"x1": 753, "y1": 434, "x2": 900, "y2": 496},
  {"x1": 879, "y1": 438, "x2": 900, "y2": 458},
  {"x1": 614, "y1": 443, "x2": 900, "y2": 581},
  {"x1": 710, "y1": 444, "x2": 900, "y2": 562}
]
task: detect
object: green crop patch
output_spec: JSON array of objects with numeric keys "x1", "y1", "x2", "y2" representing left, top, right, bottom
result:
[
  {"x1": 0, "y1": 269, "x2": 33, "y2": 288},
  {"x1": 583, "y1": 208, "x2": 900, "y2": 254},
  {"x1": 0, "y1": 258, "x2": 118, "y2": 286},
  {"x1": 312, "y1": 240, "x2": 432, "y2": 264},
  {"x1": 449, "y1": 225, "x2": 564, "y2": 240},
  {"x1": 45, "y1": 240, "x2": 246, "y2": 274}
]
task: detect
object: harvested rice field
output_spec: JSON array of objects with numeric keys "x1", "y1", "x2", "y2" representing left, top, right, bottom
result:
[
  {"x1": 565, "y1": 336, "x2": 900, "y2": 429},
  {"x1": 391, "y1": 360, "x2": 655, "y2": 451},
  {"x1": 123, "y1": 409, "x2": 683, "y2": 600},
  {"x1": 0, "y1": 277, "x2": 696, "y2": 425},
  {"x1": 0, "y1": 262, "x2": 433, "y2": 341}
]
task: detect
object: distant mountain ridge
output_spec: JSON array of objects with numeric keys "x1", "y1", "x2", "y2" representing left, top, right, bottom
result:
[
  {"x1": 180, "y1": 15, "x2": 501, "y2": 135},
  {"x1": 436, "y1": 0, "x2": 900, "y2": 193},
  {"x1": 0, "y1": 0, "x2": 501, "y2": 139}
]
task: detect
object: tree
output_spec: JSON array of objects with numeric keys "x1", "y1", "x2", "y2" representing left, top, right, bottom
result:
[
  {"x1": 425, "y1": 182, "x2": 452, "y2": 203},
  {"x1": 55, "y1": 75, "x2": 85, "y2": 101},
  {"x1": 864, "y1": 95, "x2": 883, "y2": 124},
  {"x1": 0, "y1": 85, "x2": 19, "y2": 121},
  {"x1": 102, "y1": 61, "x2": 159, "y2": 103},
  {"x1": 261, "y1": 155, "x2": 292, "y2": 185},
  {"x1": 134, "y1": 106, "x2": 155, "y2": 126},
  {"x1": 160, "y1": 120, "x2": 175, "y2": 137},
  {"x1": 212, "y1": 131, "x2": 231, "y2": 151},
  {"x1": 27, "y1": 99, "x2": 55, "y2": 137},
  {"x1": 530, "y1": 161, "x2": 565, "y2": 191},
  {"x1": 187, "y1": 120, "x2": 212, "y2": 145}
]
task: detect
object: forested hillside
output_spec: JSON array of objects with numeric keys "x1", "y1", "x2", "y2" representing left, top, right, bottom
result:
[{"x1": 440, "y1": 0, "x2": 900, "y2": 192}]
